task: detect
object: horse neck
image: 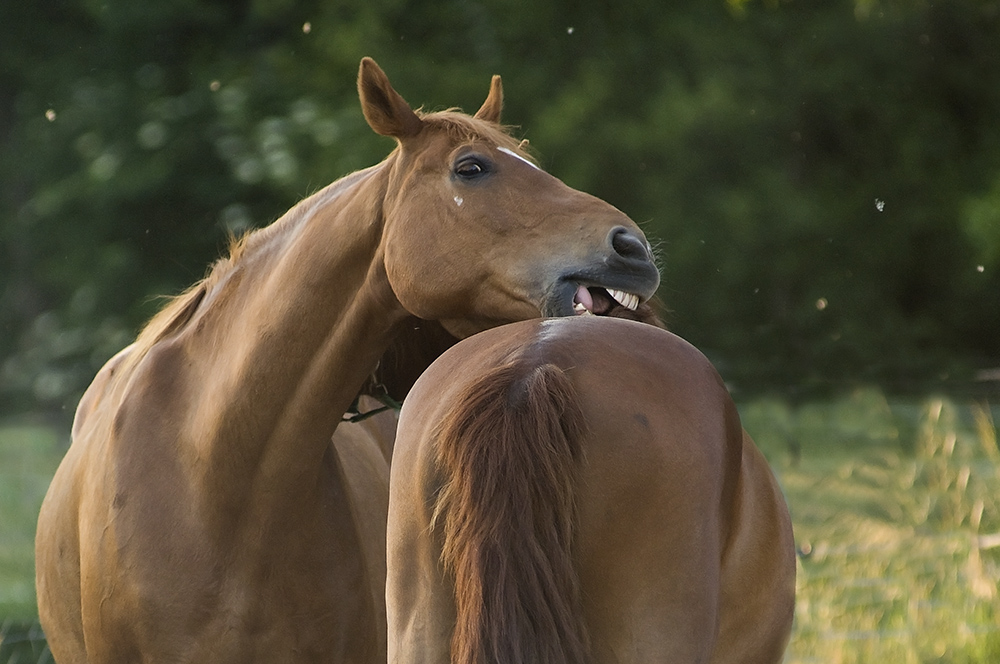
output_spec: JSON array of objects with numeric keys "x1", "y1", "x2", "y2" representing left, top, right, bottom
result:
[{"x1": 177, "y1": 161, "x2": 409, "y2": 489}]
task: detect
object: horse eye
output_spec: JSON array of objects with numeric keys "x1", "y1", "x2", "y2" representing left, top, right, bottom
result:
[{"x1": 454, "y1": 157, "x2": 488, "y2": 179}]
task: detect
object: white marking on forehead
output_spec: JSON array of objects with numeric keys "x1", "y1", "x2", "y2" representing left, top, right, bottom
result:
[
  {"x1": 497, "y1": 146, "x2": 541, "y2": 171},
  {"x1": 453, "y1": 196, "x2": 464, "y2": 206}
]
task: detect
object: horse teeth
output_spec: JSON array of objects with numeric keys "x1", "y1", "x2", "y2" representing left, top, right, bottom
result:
[{"x1": 608, "y1": 289, "x2": 639, "y2": 311}]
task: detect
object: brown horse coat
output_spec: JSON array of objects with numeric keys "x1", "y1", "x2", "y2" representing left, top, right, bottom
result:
[
  {"x1": 35, "y1": 59, "x2": 660, "y2": 663},
  {"x1": 387, "y1": 316, "x2": 796, "y2": 663}
]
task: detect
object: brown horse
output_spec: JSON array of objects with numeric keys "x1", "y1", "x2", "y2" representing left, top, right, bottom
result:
[
  {"x1": 35, "y1": 59, "x2": 660, "y2": 663},
  {"x1": 386, "y1": 316, "x2": 796, "y2": 664}
]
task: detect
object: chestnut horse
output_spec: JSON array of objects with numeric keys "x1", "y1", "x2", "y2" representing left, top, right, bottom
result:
[
  {"x1": 35, "y1": 59, "x2": 660, "y2": 663},
  {"x1": 387, "y1": 316, "x2": 795, "y2": 664}
]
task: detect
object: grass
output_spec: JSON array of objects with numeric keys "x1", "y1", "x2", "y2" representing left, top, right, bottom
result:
[
  {"x1": 1, "y1": 391, "x2": 998, "y2": 663},
  {"x1": 0, "y1": 425, "x2": 64, "y2": 621},
  {"x1": 742, "y1": 389, "x2": 1000, "y2": 663},
  {"x1": 0, "y1": 423, "x2": 63, "y2": 664}
]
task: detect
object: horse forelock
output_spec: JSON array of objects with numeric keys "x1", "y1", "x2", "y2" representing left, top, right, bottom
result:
[
  {"x1": 432, "y1": 360, "x2": 589, "y2": 664},
  {"x1": 418, "y1": 110, "x2": 538, "y2": 166}
]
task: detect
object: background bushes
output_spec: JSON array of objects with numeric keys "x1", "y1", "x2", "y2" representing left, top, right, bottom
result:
[{"x1": 2, "y1": 0, "x2": 998, "y2": 416}]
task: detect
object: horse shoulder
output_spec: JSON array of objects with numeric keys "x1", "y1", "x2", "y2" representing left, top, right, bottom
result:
[
  {"x1": 332, "y1": 398, "x2": 397, "y2": 649},
  {"x1": 42, "y1": 342, "x2": 137, "y2": 547}
]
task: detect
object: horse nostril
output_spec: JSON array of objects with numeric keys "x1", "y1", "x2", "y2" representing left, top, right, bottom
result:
[{"x1": 610, "y1": 228, "x2": 651, "y2": 262}]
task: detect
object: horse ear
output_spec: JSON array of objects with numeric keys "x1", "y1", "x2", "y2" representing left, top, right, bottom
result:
[
  {"x1": 474, "y1": 75, "x2": 503, "y2": 124},
  {"x1": 358, "y1": 57, "x2": 423, "y2": 139}
]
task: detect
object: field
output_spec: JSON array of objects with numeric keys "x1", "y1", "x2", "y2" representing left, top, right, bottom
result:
[
  {"x1": 0, "y1": 423, "x2": 61, "y2": 663},
  {"x1": 742, "y1": 390, "x2": 1000, "y2": 663},
  {"x1": 1, "y1": 390, "x2": 998, "y2": 663}
]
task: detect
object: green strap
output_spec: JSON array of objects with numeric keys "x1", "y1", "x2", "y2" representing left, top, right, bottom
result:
[{"x1": 342, "y1": 393, "x2": 403, "y2": 423}]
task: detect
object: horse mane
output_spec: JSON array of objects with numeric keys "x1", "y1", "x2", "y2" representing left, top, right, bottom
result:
[
  {"x1": 115, "y1": 163, "x2": 378, "y2": 382},
  {"x1": 112, "y1": 222, "x2": 291, "y2": 392},
  {"x1": 432, "y1": 360, "x2": 589, "y2": 664}
]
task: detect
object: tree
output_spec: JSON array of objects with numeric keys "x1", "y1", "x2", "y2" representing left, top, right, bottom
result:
[{"x1": 2, "y1": 0, "x2": 998, "y2": 416}]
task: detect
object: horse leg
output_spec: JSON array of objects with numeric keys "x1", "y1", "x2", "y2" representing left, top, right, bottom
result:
[{"x1": 331, "y1": 401, "x2": 397, "y2": 662}]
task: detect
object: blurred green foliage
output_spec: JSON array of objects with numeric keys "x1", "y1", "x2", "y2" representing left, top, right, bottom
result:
[{"x1": 2, "y1": 0, "x2": 999, "y2": 416}]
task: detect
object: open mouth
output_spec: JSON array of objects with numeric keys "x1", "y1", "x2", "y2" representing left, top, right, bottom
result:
[{"x1": 571, "y1": 285, "x2": 641, "y2": 316}]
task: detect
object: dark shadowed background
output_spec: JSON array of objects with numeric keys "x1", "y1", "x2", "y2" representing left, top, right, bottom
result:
[{"x1": 2, "y1": 0, "x2": 998, "y2": 419}]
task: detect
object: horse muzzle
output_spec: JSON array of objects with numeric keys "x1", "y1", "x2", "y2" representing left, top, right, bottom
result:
[{"x1": 543, "y1": 227, "x2": 660, "y2": 318}]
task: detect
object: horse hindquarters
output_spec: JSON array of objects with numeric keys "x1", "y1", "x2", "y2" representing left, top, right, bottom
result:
[
  {"x1": 389, "y1": 362, "x2": 589, "y2": 664},
  {"x1": 386, "y1": 400, "x2": 459, "y2": 664},
  {"x1": 568, "y1": 373, "x2": 728, "y2": 663},
  {"x1": 388, "y1": 352, "x2": 728, "y2": 663},
  {"x1": 711, "y1": 432, "x2": 796, "y2": 664},
  {"x1": 387, "y1": 317, "x2": 795, "y2": 664},
  {"x1": 579, "y1": 428, "x2": 795, "y2": 664},
  {"x1": 566, "y1": 332, "x2": 794, "y2": 663}
]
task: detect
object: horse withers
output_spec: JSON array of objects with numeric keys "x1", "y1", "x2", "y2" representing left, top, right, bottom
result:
[
  {"x1": 387, "y1": 316, "x2": 796, "y2": 664},
  {"x1": 35, "y1": 59, "x2": 659, "y2": 663}
]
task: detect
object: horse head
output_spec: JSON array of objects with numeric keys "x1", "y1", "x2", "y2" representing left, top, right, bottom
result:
[{"x1": 358, "y1": 58, "x2": 660, "y2": 340}]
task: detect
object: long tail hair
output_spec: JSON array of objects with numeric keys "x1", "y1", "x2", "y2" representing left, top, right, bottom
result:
[{"x1": 432, "y1": 360, "x2": 589, "y2": 664}]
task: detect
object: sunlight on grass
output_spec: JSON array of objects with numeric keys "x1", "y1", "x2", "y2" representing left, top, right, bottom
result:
[{"x1": 743, "y1": 392, "x2": 1000, "y2": 663}]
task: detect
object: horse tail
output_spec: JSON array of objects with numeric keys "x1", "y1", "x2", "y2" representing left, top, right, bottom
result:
[{"x1": 432, "y1": 360, "x2": 589, "y2": 664}]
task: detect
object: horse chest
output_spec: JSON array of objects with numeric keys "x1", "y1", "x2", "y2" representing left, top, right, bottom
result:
[{"x1": 92, "y1": 463, "x2": 380, "y2": 663}]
